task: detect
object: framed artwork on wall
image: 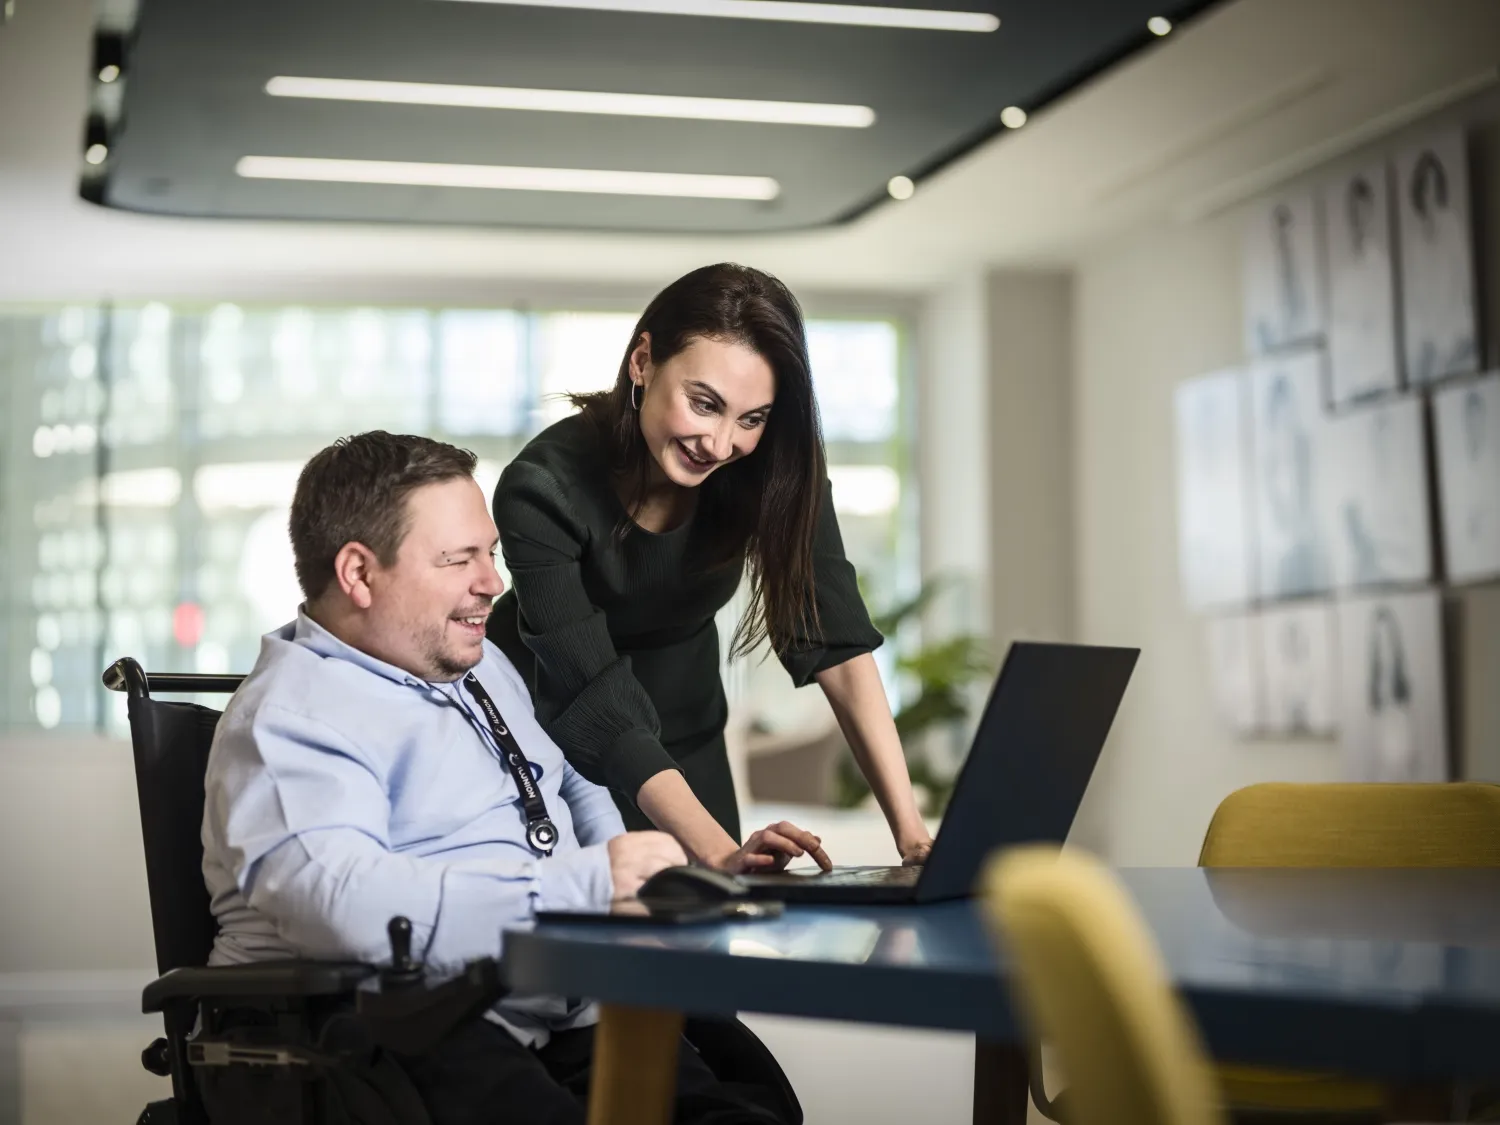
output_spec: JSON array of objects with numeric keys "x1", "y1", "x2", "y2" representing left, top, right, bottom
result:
[
  {"x1": 1324, "y1": 395, "x2": 1433, "y2": 588},
  {"x1": 1206, "y1": 613, "x2": 1266, "y2": 736},
  {"x1": 1324, "y1": 161, "x2": 1401, "y2": 406},
  {"x1": 1248, "y1": 349, "x2": 1333, "y2": 599},
  {"x1": 1395, "y1": 128, "x2": 1479, "y2": 386},
  {"x1": 1174, "y1": 368, "x2": 1255, "y2": 608},
  {"x1": 1337, "y1": 589, "x2": 1447, "y2": 781},
  {"x1": 1244, "y1": 191, "x2": 1324, "y2": 356},
  {"x1": 1257, "y1": 601, "x2": 1338, "y2": 736},
  {"x1": 1433, "y1": 371, "x2": 1500, "y2": 584}
]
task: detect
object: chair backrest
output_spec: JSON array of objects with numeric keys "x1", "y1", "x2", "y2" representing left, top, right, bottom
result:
[
  {"x1": 980, "y1": 847, "x2": 1227, "y2": 1125},
  {"x1": 126, "y1": 692, "x2": 226, "y2": 975},
  {"x1": 1199, "y1": 782, "x2": 1500, "y2": 867}
]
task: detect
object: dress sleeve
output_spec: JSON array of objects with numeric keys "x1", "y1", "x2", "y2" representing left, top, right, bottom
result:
[
  {"x1": 777, "y1": 478, "x2": 885, "y2": 687},
  {"x1": 493, "y1": 459, "x2": 681, "y2": 800}
]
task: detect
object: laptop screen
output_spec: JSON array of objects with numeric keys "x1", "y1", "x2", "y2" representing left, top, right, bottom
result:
[{"x1": 915, "y1": 642, "x2": 1139, "y2": 902}]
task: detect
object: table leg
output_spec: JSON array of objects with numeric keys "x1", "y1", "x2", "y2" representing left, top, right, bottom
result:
[
  {"x1": 587, "y1": 1004, "x2": 685, "y2": 1125},
  {"x1": 973, "y1": 1039, "x2": 1029, "y2": 1125},
  {"x1": 1386, "y1": 1083, "x2": 1450, "y2": 1120}
]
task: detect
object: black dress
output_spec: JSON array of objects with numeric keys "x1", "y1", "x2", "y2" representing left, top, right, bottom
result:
[{"x1": 486, "y1": 414, "x2": 882, "y2": 840}]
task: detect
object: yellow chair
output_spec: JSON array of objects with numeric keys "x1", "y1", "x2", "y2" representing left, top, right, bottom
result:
[
  {"x1": 980, "y1": 846, "x2": 1228, "y2": 1125},
  {"x1": 1199, "y1": 781, "x2": 1500, "y2": 868},
  {"x1": 1200, "y1": 781, "x2": 1500, "y2": 1119}
]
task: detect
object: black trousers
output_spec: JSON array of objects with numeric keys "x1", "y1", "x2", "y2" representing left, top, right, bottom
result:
[{"x1": 396, "y1": 1017, "x2": 788, "y2": 1125}]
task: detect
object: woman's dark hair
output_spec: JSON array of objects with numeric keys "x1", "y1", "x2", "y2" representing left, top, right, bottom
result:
[{"x1": 569, "y1": 262, "x2": 826, "y2": 659}]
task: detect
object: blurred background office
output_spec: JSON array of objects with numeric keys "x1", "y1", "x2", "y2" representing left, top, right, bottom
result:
[{"x1": 1, "y1": 0, "x2": 1498, "y2": 1121}]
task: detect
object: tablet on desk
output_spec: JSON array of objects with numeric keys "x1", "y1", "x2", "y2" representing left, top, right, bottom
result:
[{"x1": 535, "y1": 899, "x2": 783, "y2": 925}]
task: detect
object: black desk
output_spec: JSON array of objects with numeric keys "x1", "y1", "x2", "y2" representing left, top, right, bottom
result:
[{"x1": 504, "y1": 867, "x2": 1500, "y2": 1124}]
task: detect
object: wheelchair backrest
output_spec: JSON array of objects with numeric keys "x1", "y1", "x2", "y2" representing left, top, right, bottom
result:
[{"x1": 125, "y1": 692, "x2": 226, "y2": 975}]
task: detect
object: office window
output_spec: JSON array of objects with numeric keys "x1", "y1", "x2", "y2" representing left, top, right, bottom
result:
[{"x1": 0, "y1": 303, "x2": 913, "y2": 735}]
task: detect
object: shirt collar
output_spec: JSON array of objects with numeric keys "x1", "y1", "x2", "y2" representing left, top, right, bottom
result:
[{"x1": 290, "y1": 606, "x2": 445, "y2": 690}]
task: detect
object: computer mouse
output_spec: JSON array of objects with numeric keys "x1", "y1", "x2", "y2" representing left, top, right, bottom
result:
[{"x1": 636, "y1": 865, "x2": 748, "y2": 908}]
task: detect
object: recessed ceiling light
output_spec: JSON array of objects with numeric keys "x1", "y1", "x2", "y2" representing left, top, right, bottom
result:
[
  {"x1": 886, "y1": 175, "x2": 914, "y2": 201},
  {"x1": 999, "y1": 105, "x2": 1027, "y2": 129},
  {"x1": 84, "y1": 143, "x2": 109, "y2": 165},
  {"x1": 1147, "y1": 15, "x2": 1172, "y2": 35},
  {"x1": 265, "y1": 76, "x2": 875, "y2": 128},
  {"x1": 440, "y1": 0, "x2": 998, "y2": 33},
  {"x1": 98, "y1": 64, "x2": 121, "y2": 83},
  {"x1": 235, "y1": 155, "x2": 781, "y2": 200}
]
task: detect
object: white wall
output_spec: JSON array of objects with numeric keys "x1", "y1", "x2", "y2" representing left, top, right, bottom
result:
[
  {"x1": 1070, "y1": 87, "x2": 1500, "y2": 866},
  {"x1": 0, "y1": 734, "x2": 156, "y2": 972},
  {"x1": 918, "y1": 272, "x2": 992, "y2": 635},
  {"x1": 986, "y1": 273, "x2": 1074, "y2": 651}
]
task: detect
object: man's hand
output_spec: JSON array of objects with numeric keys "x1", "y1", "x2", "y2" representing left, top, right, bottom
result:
[
  {"x1": 606, "y1": 831, "x2": 688, "y2": 899},
  {"x1": 712, "y1": 820, "x2": 833, "y2": 874}
]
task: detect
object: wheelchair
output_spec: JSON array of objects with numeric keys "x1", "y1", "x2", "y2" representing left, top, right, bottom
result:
[{"x1": 104, "y1": 656, "x2": 801, "y2": 1125}]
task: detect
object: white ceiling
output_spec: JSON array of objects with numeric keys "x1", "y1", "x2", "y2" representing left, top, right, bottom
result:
[{"x1": 1, "y1": 0, "x2": 1497, "y2": 302}]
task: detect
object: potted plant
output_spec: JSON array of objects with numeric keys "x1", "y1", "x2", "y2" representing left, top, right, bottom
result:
[{"x1": 834, "y1": 575, "x2": 993, "y2": 816}]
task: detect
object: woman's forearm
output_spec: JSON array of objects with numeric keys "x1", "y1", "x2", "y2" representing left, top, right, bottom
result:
[
  {"x1": 635, "y1": 769, "x2": 741, "y2": 866},
  {"x1": 815, "y1": 653, "x2": 929, "y2": 848}
]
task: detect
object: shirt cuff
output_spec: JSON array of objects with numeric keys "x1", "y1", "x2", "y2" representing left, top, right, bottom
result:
[
  {"x1": 606, "y1": 728, "x2": 680, "y2": 803},
  {"x1": 784, "y1": 639, "x2": 883, "y2": 688},
  {"x1": 536, "y1": 843, "x2": 615, "y2": 911}
]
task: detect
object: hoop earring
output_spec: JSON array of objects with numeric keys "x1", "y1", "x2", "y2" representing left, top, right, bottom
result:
[{"x1": 630, "y1": 382, "x2": 642, "y2": 411}]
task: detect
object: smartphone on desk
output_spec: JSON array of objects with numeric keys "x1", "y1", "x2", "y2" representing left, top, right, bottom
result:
[{"x1": 535, "y1": 899, "x2": 783, "y2": 925}]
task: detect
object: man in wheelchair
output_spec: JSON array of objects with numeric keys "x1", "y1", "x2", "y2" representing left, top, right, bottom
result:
[{"x1": 201, "y1": 430, "x2": 791, "y2": 1124}]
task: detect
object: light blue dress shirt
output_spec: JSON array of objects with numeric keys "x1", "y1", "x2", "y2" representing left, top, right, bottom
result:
[{"x1": 202, "y1": 610, "x2": 625, "y2": 1045}]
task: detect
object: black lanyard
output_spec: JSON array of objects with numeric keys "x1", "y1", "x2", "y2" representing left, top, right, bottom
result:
[{"x1": 462, "y1": 673, "x2": 558, "y2": 856}]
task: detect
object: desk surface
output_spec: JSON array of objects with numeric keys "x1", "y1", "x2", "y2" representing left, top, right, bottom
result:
[{"x1": 503, "y1": 867, "x2": 1500, "y2": 1082}]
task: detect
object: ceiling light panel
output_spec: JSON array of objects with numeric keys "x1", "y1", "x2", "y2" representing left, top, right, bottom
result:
[
  {"x1": 265, "y1": 76, "x2": 875, "y2": 128},
  {"x1": 439, "y1": 0, "x2": 999, "y2": 33},
  {"x1": 235, "y1": 155, "x2": 781, "y2": 200}
]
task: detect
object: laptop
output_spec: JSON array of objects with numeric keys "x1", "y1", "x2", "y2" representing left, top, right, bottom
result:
[{"x1": 738, "y1": 641, "x2": 1139, "y2": 905}]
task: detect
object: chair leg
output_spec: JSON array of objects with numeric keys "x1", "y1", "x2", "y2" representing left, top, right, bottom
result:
[
  {"x1": 973, "y1": 1039, "x2": 1030, "y2": 1125},
  {"x1": 586, "y1": 1004, "x2": 685, "y2": 1125}
]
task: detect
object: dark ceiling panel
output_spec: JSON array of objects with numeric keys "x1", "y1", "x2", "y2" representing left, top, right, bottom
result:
[{"x1": 87, "y1": 0, "x2": 1219, "y2": 232}]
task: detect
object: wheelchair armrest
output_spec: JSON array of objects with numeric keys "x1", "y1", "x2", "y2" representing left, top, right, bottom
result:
[
  {"x1": 353, "y1": 955, "x2": 506, "y2": 1056},
  {"x1": 142, "y1": 961, "x2": 376, "y2": 1013}
]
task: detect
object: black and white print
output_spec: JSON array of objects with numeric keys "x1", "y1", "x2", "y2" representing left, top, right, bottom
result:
[
  {"x1": 1434, "y1": 372, "x2": 1500, "y2": 584},
  {"x1": 1324, "y1": 396, "x2": 1433, "y2": 588},
  {"x1": 1249, "y1": 350, "x2": 1333, "y2": 599},
  {"x1": 1258, "y1": 601, "x2": 1338, "y2": 736},
  {"x1": 1324, "y1": 162, "x2": 1401, "y2": 405},
  {"x1": 1337, "y1": 590, "x2": 1447, "y2": 781},
  {"x1": 1206, "y1": 613, "x2": 1265, "y2": 736},
  {"x1": 1395, "y1": 129, "x2": 1479, "y2": 386},
  {"x1": 1175, "y1": 369, "x2": 1254, "y2": 608},
  {"x1": 1244, "y1": 191, "x2": 1324, "y2": 355}
]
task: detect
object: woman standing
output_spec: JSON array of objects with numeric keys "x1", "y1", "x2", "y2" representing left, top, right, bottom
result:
[{"x1": 488, "y1": 263, "x2": 932, "y2": 872}]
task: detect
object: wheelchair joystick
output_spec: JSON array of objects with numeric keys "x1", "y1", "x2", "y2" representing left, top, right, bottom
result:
[{"x1": 383, "y1": 915, "x2": 424, "y2": 987}]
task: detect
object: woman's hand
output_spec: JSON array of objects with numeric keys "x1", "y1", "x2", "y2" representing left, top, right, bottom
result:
[
  {"x1": 899, "y1": 835, "x2": 934, "y2": 867},
  {"x1": 712, "y1": 820, "x2": 833, "y2": 873}
]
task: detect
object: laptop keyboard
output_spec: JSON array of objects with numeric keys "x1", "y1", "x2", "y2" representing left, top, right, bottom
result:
[{"x1": 811, "y1": 866, "x2": 923, "y2": 887}]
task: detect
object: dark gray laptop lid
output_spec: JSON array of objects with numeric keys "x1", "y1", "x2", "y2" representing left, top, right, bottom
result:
[{"x1": 914, "y1": 641, "x2": 1139, "y2": 902}]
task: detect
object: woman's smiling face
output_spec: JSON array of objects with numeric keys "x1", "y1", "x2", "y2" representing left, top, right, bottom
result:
[{"x1": 630, "y1": 333, "x2": 776, "y2": 488}]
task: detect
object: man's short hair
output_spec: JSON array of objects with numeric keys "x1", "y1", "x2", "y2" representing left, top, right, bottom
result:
[{"x1": 290, "y1": 431, "x2": 478, "y2": 602}]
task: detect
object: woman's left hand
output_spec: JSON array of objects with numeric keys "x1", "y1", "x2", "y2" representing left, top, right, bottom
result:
[{"x1": 899, "y1": 836, "x2": 934, "y2": 866}]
